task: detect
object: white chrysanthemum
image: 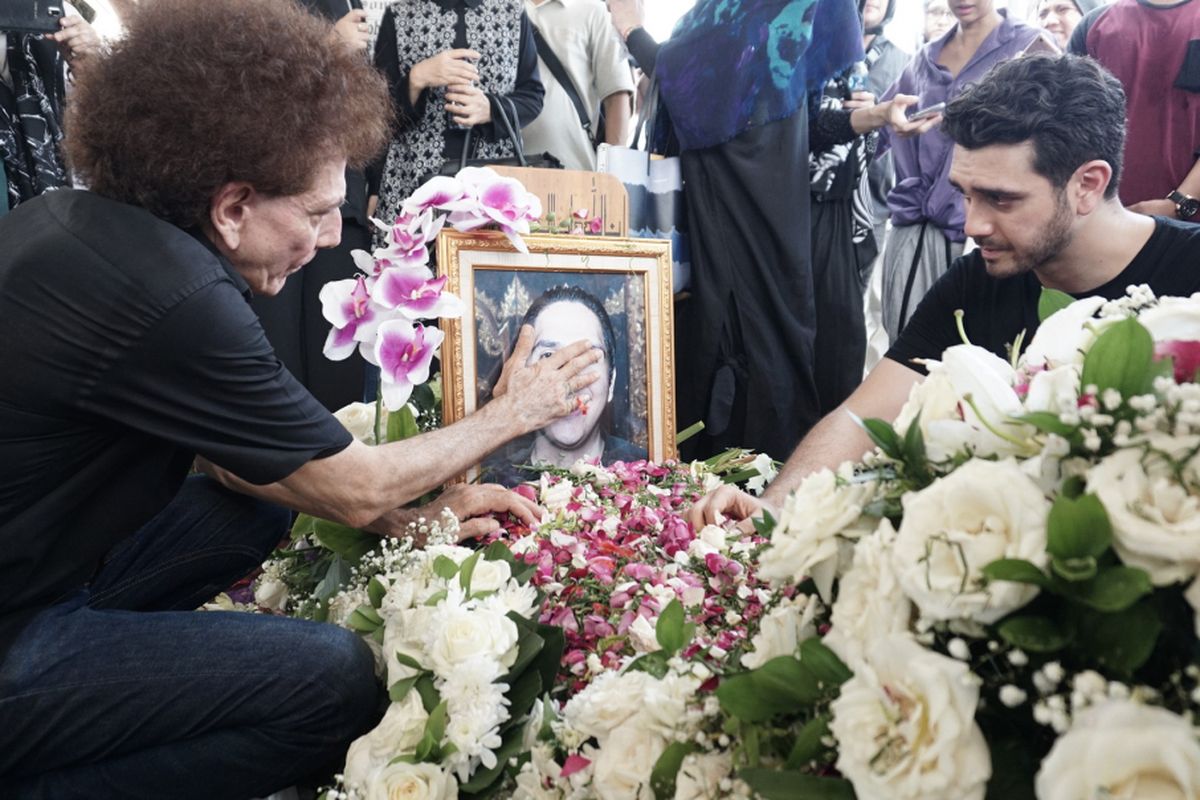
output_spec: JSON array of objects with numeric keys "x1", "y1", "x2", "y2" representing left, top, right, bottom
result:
[
  {"x1": 892, "y1": 459, "x2": 1049, "y2": 624},
  {"x1": 830, "y1": 635, "x2": 990, "y2": 800}
]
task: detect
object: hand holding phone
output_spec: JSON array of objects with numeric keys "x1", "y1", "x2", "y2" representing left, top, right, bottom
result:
[
  {"x1": 0, "y1": 0, "x2": 65, "y2": 34},
  {"x1": 909, "y1": 102, "x2": 946, "y2": 122}
]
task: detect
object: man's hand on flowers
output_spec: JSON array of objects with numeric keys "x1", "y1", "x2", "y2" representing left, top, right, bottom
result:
[
  {"x1": 47, "y1": 15, "x2": 102, "y2": 64},
  {"x1": 687, "y1": 484, "x2": 772, "y2": 535},
  {"x1": 367, "y1": 483, "x2": 543, "y2": 540},
  {"x1": 491, "y1": 324, "x2": 601, "y2": 433},
  {"x1": 331, "y1": 9, "x2": 371, "y2": 52}
]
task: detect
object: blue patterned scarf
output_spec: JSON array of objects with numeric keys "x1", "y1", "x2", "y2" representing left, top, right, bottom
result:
[{"x1": 655, "y1": 0, "x2": 864, "y2": 152}]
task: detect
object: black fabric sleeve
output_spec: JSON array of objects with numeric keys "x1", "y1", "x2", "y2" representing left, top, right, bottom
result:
[
  {"x1": 884, "y1": 257, "x2": 971, "y2": 374},
  {"x1": 1068, "y1": 6, "x2": 1105, "y2": 55},
  {"x1": 85, "y1": 281, "x2": 352, "y2": 485},
  {"x1": 810, "y1": 107, "x2": 857, "y2": 154},
  {"x1": 625, "y1": 27, "x2": 661, "y2": 77},
  {"x1": 475, "y1": 12, "x2": 545, "y2": 143},
  {"x1": 374, "y1": 7, "x2": 429, "y2": 130}
]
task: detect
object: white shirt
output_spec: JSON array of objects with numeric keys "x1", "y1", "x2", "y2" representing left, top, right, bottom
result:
[{"x1": 522, "y1": 0, "x2": 634, "y2": 171}]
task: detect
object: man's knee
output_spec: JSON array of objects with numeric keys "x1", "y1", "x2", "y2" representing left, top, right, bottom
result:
[{"x1": 297, "y1": 623, "x2": 382, "y2": 740}]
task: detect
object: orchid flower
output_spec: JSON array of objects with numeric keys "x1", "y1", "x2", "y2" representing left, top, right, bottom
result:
[
  {"x1": 373, "y1": 265, "x2": 463, "y2": 320},
  {"x1": 400, "y1": 175, "x2": 467, "y2": 217},
  {"x1": 372, "y1": 208, "x2": 446, "y2": 270},
  {"x1": 319, "y1": 276, "x2": 381, "y2": 361},
  {"x1": 374, "y1": 320, "x2": 444, "y2": 411}
]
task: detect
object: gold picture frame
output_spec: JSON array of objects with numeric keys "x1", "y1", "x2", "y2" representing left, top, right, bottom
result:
[{"x1": 437, "y1": 230, "x2": 675, "y2": 484}]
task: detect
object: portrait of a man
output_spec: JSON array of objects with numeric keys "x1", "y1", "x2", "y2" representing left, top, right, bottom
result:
[{"x1": 480, "y1": 283, "x2": 648, "y2": 485}]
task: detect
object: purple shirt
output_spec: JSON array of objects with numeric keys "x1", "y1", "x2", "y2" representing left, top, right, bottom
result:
[{"x1": 880, "y1": 12, "x2": 1042, "y2": 241}]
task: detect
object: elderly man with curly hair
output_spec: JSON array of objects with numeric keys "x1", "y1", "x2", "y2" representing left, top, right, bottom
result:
[{"x1": 0, "y1": 0, "x2": 599, "y2": 796}]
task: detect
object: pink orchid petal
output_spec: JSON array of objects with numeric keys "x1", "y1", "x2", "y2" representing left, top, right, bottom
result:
[
  {"x1": 375, "y1": 321, "x2": 443, "y2": 411},
  {"x1": 560, "y1": 755, "x2": 591, "y2": 778}
]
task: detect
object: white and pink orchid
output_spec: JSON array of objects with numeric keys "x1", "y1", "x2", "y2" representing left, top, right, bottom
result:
[{"x1": 321, "y1": 168, "x2": 539, "y2": 410}]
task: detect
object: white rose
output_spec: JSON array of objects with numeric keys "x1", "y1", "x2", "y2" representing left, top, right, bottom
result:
[
  {"x1": 1088, "y1": 436, "x2": 1200, "y2": 585},
  {"x1": 740, "y1": 594, "x2": 821, "y2": 670},
  {"x1": 893, "y1": 459, "x2": 1049, "y2": 624},
  {"x1": 1138, "y1": 295, "x2": 1200, "y2": 343},
  {"x1": 638, "y1": 672, "x2": 701, "y2": 737},
  {"x1": 467, "y1": 558, "x2": 512, "y2": 594},
  {"x1": 757, "y1": 468, "x2": 878, "y2": 601},
  {"x1": 673, "y1": 752, "x2": 732, "y2": 800},
  {"x1": 343, "y1": 691, "x2": 430, "y2": 785},
  {"x1": 424, "y1": 604, "x2": 519, "y2": 677},
  {"x1": 333, "y1": 401, "x2": 386, "y2": 445},
  {"x1": 830, "y1": 635, "x2": 990, "y2": 800},
  {"x1": 563, "y1": 671, "x2": 652, "y2": 739},
  {"x1": 1024, "y1": 365, "x2": 1081, "y2": 416},
  {"x1": 590, "y1": 721, "x2": 666, "y2": 800},
  {"x1": 1035, "y1": 700, "x2": 1200, "y2": 800},
  {"x1": 628, "y1": 614, "x2": 662, "y2": 654},
  {"x1": 383, "y1": 606, "x2": 433, "y2": 685},
  {"x1": 362, "y1": 761, "x2": 457, "y2": 800},
  {"x1": 1022, "y1": 296, "x2": 1107, "y2": 369},
  {"x1": 382, "y1": 573, "x2": 425, "y2": 614},
  {"x1": 824, "y1": 520, "x2": 913, "y2": 670},
  {"x1": 253, "y1": 575, "x2": 289, "y2": 612},
  {"x1": 745, "y1": 452, "x2": 779, "y2": 495}
]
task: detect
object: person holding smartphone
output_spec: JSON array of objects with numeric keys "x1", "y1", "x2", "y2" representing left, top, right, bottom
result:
[
  {"x1": 368, "y1": 0, "x2": 545, "y2": 246},
  {"x1": 0, "y1": 9, "x2": 100, "y2": 211}
]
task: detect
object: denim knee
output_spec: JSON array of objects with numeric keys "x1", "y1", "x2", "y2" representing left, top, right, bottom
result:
[{"x1": 302, "y1": 624, "x2": 382, "y2": 741}]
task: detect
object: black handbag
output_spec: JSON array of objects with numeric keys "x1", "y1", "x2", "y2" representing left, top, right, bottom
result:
[{"x1": 432, "y1": 94, "x2": 563, "y2": 178}]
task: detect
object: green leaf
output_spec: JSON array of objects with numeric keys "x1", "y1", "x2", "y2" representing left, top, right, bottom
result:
[
  {"x1": 1038, "y1": 287, "x2": 1075, "y2": 322},
  {"x1": 983, "y1": 558, "x2": 1051, "y2": 589},
  {"x1": 388, "y1": 674, "x2": 420, "y2": 702},
  {"x1": 290, "y1": 513, "x2": 319, "y2": 540},
  {"x1": 386, "y1": 403, "x2": 420, "y2": 443},
  {"x1": 313, "y1": 554, "x2": 352, "y2": 602},
  {"x1": 394, "y1": 650, "x2": 424, "y2": 671},
  {"x1": 717, "y1": 657, "x2": 823, "y2": 721},
  {"x1": 738, "y1": 769, "x2": 856, "y2": 800},
  {"x1": 1051, "y1": 555, "x2": 1098, "y2": 583},
  {"x1": 785, "y1": 714, "x2": 832, "y2": 770},
  {"x1": 656, "y1": 599, "x2": 689, "y2": 654},
  {"x1": 626, "y1": 650, "x2": 671, "y2": 679},
  {"x1": 346, "y1": 605, "x2": 383, "y2": 633},
  {"x1": 459, "y1": 551, "x2": 481, "y2": 594},
  {"x1": 1080, "y1": 316, "x2": 1155, "y2": 399},
  {"x1": 415, "y1": 674, "x2": 440, "y2": 713},
  {"x1": 312, "y1": 519, "x2": 376, "y2": 563},
  {"x1": 798, "y1": 639, "x2": 853, "y2": 687},
  {"x1": 1014, "y1": 411, "x2": 1078, "y2": 437},
  {"x1": 1072, "y1": 566, "x2": 1153, "y2": 613},
  {"x1": 997, "y1": 615, "x2": 1070, "y2": 653},
  {"x1": 482, "y1": 540, "x2": 517, "y2": 567},
  {"x1": 650, "y1": 741, "x2": 699, "y2": 800},
  {"x1": 503, "y1": 622, "x2": 546, "y2": 681},
  {"x1": 1074, "y1": 599, "x2": 1162, "y2": 676},
  {"x1": 426, "y1": 700, "x2": 448, "y2": 744},
  {"x1": 857, "y1": 415, "x2": 902, "y2": 460},
  {"x1": 504, "y1": 664, "x2": 543, "y2": 727},
  {"x1": 753, "y1": 509, "x2": 777, "y2": 539},
  {"x1": 533, "y1": 623, "x2": 565, "y2": 691},
  {"x1": 423, "y1": 588, "x2": 448, "y2": 607},
  {"x1": 1047, "y1": 494, "x2": 1113, "y2": 560},
  {"x1": 368, "y1": 576, "x2": 387, "y2": 610},
  {"x1": 432, "y1": 555, "x2": 459, "y2": 580}
]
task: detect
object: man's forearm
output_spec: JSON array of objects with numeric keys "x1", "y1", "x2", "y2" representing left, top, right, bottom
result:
[
  {"x1": 603, "y1": 92, "x2": 632, "y2": 145},
  {"x1": 761, "y1": 409, "x2": 874, "y2": 508}
]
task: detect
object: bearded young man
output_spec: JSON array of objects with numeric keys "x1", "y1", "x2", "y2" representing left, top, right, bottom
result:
[
  {"x1": 691, "y1": 54, "x2": 1200, "y2": 530},
  {"x1": 0, "y1": 0, "x2": 599, "y2": 796}
]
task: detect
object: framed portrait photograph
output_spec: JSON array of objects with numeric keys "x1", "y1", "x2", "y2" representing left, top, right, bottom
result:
[{"x1": 436, "y1": 231, "x2": 675, "y2": 485}]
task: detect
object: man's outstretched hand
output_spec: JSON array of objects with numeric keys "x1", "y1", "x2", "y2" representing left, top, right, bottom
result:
[
  {"x1": 368, "y1": 483, "x2": 542, "y2": 540},
  {"x1": 687, "y1": 484, "x2": 772, "y2": 534}
]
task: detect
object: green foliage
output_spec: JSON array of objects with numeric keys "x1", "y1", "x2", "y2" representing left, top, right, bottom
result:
[
  {"x1": 738, "y1": 770, "x2": 856, "y2": 800},
  {"x1": 386, "y1": 403, "x2": 420, "y2": 443},
  {"x1": 346, "y1": 604, "x2": 383, "y2": 634},
  {"x1": 1080, "y1": 317, "x2": 1155, "y2": 399},
  {"x1": 798, "y1": 639, "x2": 853, "y2": 688},
  {"x1": 1037, "y1": 288, "x2": 1075, "y2": 322},
  {"x1": 997, "y1": 615, "x2": 1070, "y2": 653},
  {"x1": 459, "y1": 551, "x2": 481, "y2": 594},
  {"x1": 1015, "y1": 411, "x2": 1078, "y2": 438},
  {"x1": 676, "y1": 420, "x2": 705, "y2": 446},
  {"x1": 309, "y1": 518, "x2": 376, "y2": 563},
  {"x1": 785, "y1": 715, "x2": 832, "y2": 770},
  {"x1": 650, "y1": 741, "x2": 699, "y2": 800},
  {"x1": 432, "y1": 555, "x2": 459, "y2": 580},
  {"x1": 716, "y1": 657, "x2": 828, "y2": 722},
  {"x1": 655, "y1": 599, "x2": 695, "y2": 655},
  {"x1": 1072, "y1": 566, "x2": 1153, "y2": 613},
  {"x1": 857, "y1": 414, "x2": 902, "y2": 460},
  {"x1": 983, "y1": 559, "x2": 1052, "y2": 589},
  {"x1": 388, "y1": 674, "x2": 422, "y2": 703},
  {"x1": 368, "y1": 576, "x2": 387, "y2": 609},
  {"x1": 1046, "y1": 494, "x2": 1112, "y2": 561},
  {"x1": 1073, "y1": 599, "x2": 1162, "y2": 676}
]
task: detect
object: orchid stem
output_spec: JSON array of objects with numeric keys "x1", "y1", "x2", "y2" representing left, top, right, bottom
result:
[{"x1": 374, "y1": 384, "x2": 384, "y2": 445}]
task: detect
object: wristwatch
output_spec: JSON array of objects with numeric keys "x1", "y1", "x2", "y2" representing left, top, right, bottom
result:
[{"x1": 1168, "y1": 190, "x2": 1200, "y2": 221}]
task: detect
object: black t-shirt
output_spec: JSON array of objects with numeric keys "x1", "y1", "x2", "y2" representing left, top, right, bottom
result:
[
  {"x1": 0, "y1": 190, "x2": 353, "y2": 652},
  {"x1": 887, "y1": 217, "x2": 1200, "y2": 370}
]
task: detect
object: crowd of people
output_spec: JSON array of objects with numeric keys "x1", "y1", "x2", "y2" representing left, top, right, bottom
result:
[{"x1": 2, "y1": 0, "x2": 1200, "y2": 795}]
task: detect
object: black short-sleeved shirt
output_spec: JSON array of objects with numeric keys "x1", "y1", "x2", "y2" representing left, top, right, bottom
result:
[
  {"x1": 887, "y1": 217, "x2": 1200, "y2": 371},
  {"x1": 0, "y1": 190, "x2": 353, "y2": 653}
]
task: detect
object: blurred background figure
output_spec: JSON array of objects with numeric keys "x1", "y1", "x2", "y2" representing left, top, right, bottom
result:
[
  {"x1": 923, "y1": 0, "x2": 955, "y2": 41},
  {"x1": 1036, "y1": 0, "x2": 1100, "y2": 47},
  {"x1": 251, "y1": 0, "x2": 376, "y2": 412},
  {"x1": 1, "y1": 12, "x2": 101, "y2": 214}
]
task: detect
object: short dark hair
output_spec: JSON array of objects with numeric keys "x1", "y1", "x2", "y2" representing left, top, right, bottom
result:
[
  {"x1": 66, "y1": 0, "x2": 392, "y2": 228},
  {"x1": 521, "y1": 285, "x2": 616, "y2": 381},
  {"x1": 942, "y1": 54, "x2": 1126, "y2": 199}
]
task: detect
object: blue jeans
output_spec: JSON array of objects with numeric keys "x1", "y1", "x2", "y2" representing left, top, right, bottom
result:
[{"x1": 0, "y1": 476, "x2": 382, "y2": 799}]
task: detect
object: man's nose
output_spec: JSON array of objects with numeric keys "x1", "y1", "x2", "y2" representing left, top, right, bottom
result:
[{"x1": 962, "y1": 201, "x2": 994, "y2": 240}]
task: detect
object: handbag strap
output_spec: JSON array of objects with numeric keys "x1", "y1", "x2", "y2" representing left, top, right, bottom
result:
[
  {"x1": 531, "y1": 25, "x2": 592, "y2": 137},
  {"x1": 633, "y1": 76, "x2": 660, "y2": 152},
  {"x1": 455, "y1": 94, "x2": 529, "y2": 171}
]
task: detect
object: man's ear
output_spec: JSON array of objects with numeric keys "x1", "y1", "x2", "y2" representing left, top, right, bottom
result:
[
  {"x1": 205, "y1": 181, "x2": 256, "y2": 252},
  {"x1": 1072, "y1": 159, "x2": 1113, "y2": 215}
]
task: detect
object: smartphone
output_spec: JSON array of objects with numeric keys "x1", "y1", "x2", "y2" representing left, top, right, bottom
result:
[
  {"x1": 909, "y1": 102, "x2": 946, "y2": 122},
  {"x1": 0, "y1": 0, "x2": 65, "y2": 34}
]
